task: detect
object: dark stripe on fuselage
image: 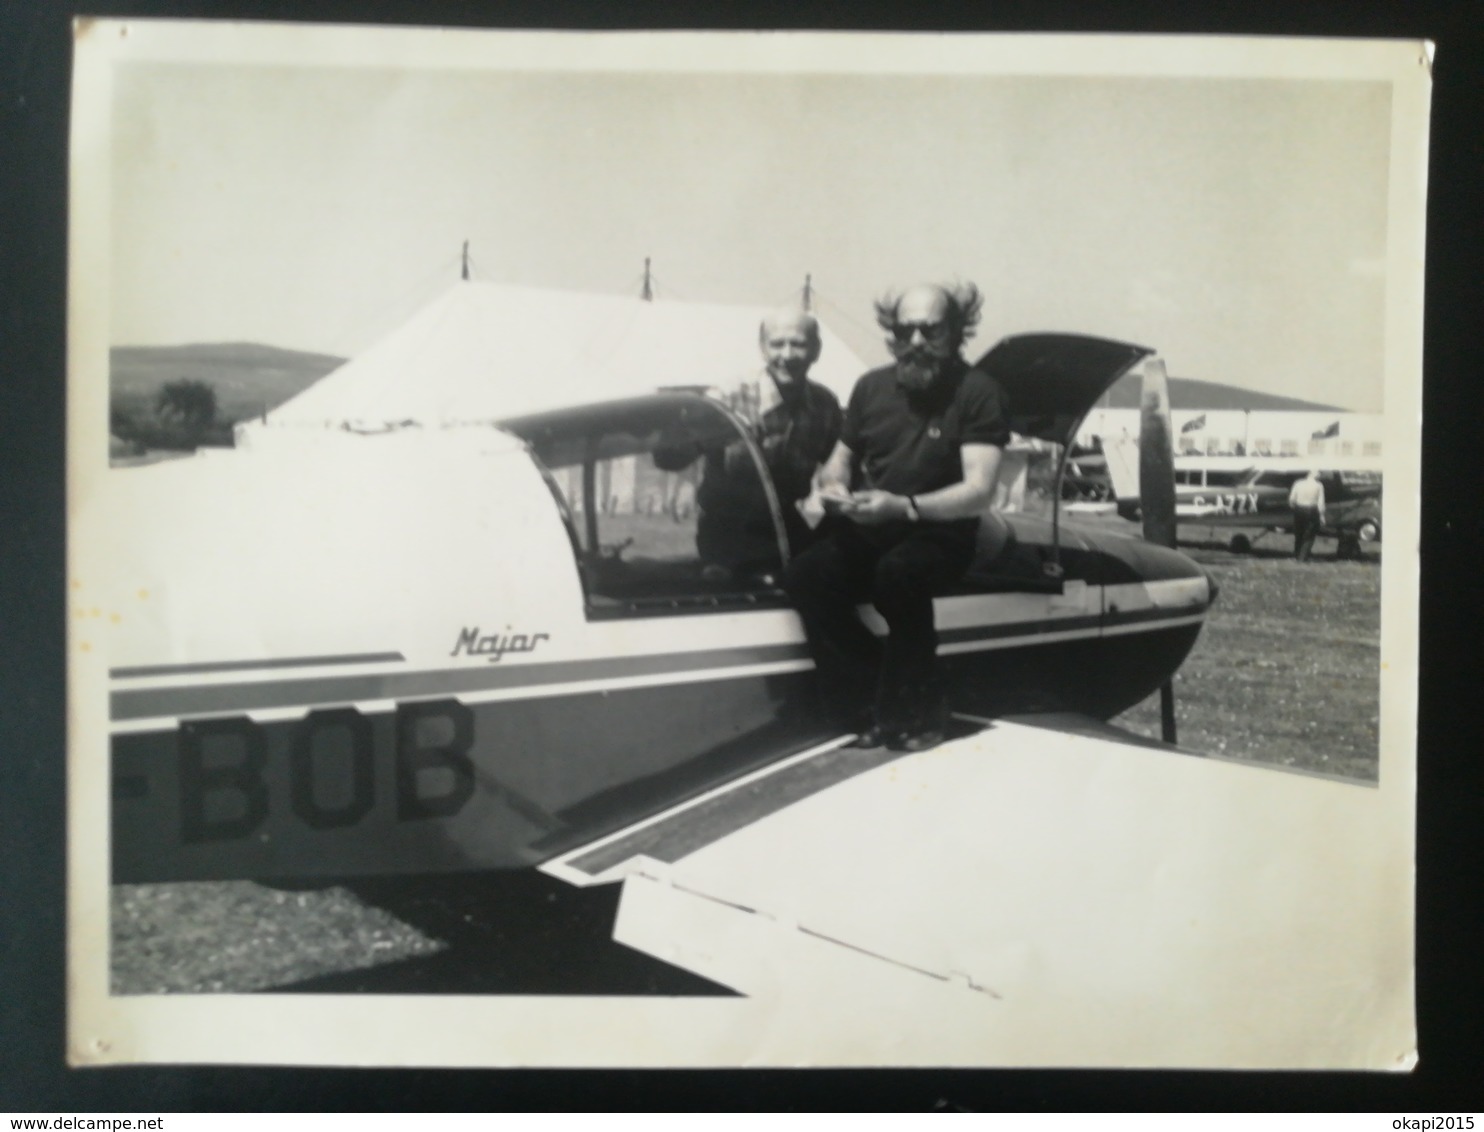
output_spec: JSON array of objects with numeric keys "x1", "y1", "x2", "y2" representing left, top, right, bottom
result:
[
  {"x1": 111, "y1": 641, "x2": 811, "y2": 723},
  {"x1": 1100, "y1": 603, "x2": 1209, "y2": 628},
  {"x1": 937, "y1": 614, "x2": 1099, "y2": 647},
  {"x1": 109, "y1": 601, "x2": 1209, "y2": 723},
  {"x1": 110, "y1": 651, "x2": 406, "y2": 679}
]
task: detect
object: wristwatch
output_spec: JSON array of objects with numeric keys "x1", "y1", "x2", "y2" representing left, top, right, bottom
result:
[{"x1": 904, "y1": 495, "x2": 921, "y2": 522}]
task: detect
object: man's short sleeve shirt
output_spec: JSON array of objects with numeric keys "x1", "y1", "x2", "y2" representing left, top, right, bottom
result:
[
  {"x1": 842, "y1": 359, "x2": 1011, "y2": 498},
  {"x1": 715, "y1": 373, "x2": 842, "y2": 505}
]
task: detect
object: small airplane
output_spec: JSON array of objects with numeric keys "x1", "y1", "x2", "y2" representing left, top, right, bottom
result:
[
  {"x1": 1104, "y1": 438, "x2": 1383, "y2": 556},
  {"x1": 97, "y1": 333, "x2": 1212, "y2": 885},
  {"x1": 85, "y1": 333, "x2": 1403, "y2": 1065}
]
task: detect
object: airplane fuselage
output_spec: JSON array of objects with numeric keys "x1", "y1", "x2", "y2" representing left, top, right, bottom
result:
[
  {"x1": 1115, "y1": 466, "x2": 1382, "y2": 539},
  {"x1": 108, "y1": 507, "x2": 1210, "y2": 884},
  {"x1": 93, "y1": 349, "x2": 1213, "y2": 886}
]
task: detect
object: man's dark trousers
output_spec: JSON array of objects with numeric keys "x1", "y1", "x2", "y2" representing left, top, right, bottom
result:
[
  {"x1": 1292, "y1": 505, "x2": 1321, "y2": 561},
  {"x1": 784, "y1": 518, "x2": 975, "y2": 735}
]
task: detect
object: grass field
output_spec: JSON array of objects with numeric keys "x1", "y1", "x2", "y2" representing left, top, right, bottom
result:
[
  {"x1": 1110, "y1": 521, "x2": 1381, "y2": 782},
  {"x1": 109, "y1": 522, "x2": 1383, "y2": 995}
]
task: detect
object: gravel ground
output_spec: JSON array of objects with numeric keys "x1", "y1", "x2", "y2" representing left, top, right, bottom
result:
[
  {"x1": 110, "y1": 525, "x2": 1384, "y2": 995},
  {"x1": 110, "y1": 881, "x2": 443, "y2": 994}
]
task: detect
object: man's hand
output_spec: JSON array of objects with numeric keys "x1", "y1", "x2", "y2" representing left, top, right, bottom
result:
[
  {"x1": 813, "y1": 485, "x2": 851, "y2": 512},
  {"x1": 846, "y1": 489, "x2": 909, "y2": 525}
]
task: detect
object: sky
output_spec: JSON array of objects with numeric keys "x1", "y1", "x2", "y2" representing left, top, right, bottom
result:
[{"x1": 110, "y1": 60, "x2": 1392, "y2": 411}]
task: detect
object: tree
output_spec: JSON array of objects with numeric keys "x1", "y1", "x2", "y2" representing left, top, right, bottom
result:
[{"x1": 155, "y1": 379, "x2": 217, "y2": 443}]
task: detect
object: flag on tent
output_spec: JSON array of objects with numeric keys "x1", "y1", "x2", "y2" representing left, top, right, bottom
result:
[
  {"x1": 1311, "y1": 420, "x2": 1340, "y2": 439},
  {"x1": 1180, "y1": 413, "x2": 1207, "y2": 434}
]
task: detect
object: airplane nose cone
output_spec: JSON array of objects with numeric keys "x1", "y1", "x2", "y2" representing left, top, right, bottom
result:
[
  {"x1": 1203, "y1": 568, "x2": 1221, "y2": 604},
  {"x1": 1069, "y1": 526, "x2": 1215, "y2": 612}
]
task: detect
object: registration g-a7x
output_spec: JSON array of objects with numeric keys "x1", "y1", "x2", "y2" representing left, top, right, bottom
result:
[{"x1": 98, "y1": 334, "x2": 1215, "y2": 886}]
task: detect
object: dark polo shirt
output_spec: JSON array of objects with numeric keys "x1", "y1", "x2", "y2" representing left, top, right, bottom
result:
[{"x1": 842, "y1": 358, "x2": 1011, "y2": 546}]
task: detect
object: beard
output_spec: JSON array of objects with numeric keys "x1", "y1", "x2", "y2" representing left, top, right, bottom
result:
[{"x1": 891, "y1": 345, "x2": 951, "y2": 393}]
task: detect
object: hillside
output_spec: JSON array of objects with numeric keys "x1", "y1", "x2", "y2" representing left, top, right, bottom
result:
[
  {"x1": 111, "y1": 342, "x2": 345, "y2": 426},
  {"x1": 1102, "y1": 373, "x2": 1341, "y2": 412}
]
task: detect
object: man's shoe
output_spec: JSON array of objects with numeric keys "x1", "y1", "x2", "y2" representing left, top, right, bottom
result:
[
  {"x1": 847, "y1": 724, "x2": 893, "y2": 749},
  {"x1": 889, "y1": 729, "x2": 945, "y2": 753}
]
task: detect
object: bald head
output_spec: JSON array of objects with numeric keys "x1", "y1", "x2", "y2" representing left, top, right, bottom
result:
[
  {"x1": 896, "y1": 285, "x2": 952, "y2": 327},
  {"x1": 759, "y1": 308, "x2": 821, "y2": 384}
]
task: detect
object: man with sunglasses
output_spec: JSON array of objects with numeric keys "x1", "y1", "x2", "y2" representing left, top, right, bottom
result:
[{"x1": 784, "y1": 282, "x2": 1009, "y2": 752}]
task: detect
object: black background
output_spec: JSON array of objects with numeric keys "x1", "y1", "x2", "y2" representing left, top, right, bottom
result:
[{"x1": 4, "y1": 0, "x2": 1481, "y2": 1112}]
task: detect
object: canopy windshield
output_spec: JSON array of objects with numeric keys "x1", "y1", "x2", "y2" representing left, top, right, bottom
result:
[{"x1": 500, "y1": 393, "x2": 791, "y2": 617}]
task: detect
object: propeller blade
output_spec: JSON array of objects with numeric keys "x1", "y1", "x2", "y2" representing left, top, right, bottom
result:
[
  {"x1": 1138, "y1": 357, "x2": 1179, "y2": 743},
  {"x1": 1138, "y1": 356, "x2": 1177, "y2": 550}
]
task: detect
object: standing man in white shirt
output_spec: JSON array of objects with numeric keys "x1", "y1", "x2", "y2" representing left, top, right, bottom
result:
[{"x1": 1288, "y1": 469, "x2": 1327, "y2": 562}]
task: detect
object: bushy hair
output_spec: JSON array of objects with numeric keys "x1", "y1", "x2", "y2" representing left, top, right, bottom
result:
[{"x1": 873, "y1": 282, "x2": 984, "y2": 344}]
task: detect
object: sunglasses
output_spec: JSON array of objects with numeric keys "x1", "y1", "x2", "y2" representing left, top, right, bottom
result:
[{"x1": 890, "y1": 320, "x2": 950, "y2": 342}]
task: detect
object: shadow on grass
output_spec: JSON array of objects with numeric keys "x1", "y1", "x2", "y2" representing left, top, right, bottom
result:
[
  {"x1": 1176, "y1": 532, "x2": 1381, "y2": 565},
  {"x1": 261, "y1": 868, "x2": 735, "y2": 996}
]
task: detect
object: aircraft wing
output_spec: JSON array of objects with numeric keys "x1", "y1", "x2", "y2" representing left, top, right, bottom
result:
[{"x1": 541, "y1": 718, "x2": 1409, "y2": 1069}]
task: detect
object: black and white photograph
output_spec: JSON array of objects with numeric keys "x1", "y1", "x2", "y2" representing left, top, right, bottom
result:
[{"x1": 66, "y1": 22, "x2": 1427, "y2": 1069}]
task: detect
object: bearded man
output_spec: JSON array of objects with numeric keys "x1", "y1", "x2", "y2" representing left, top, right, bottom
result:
[{"x1": 783, "y1": 283, "x2": 1008, "y2": 751}]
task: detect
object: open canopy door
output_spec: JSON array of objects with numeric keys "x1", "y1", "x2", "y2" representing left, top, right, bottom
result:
[{"x1": 975, "y1": 333, "x2": 1154, "y2": 449}]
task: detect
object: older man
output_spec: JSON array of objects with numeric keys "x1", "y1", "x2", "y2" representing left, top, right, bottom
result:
[
  {"x1": 784, "y1": 283, "x2": 1009, "y2": 751},
  {"x1": 657, "y1": 309, "x2": 842, "y2": 580}
]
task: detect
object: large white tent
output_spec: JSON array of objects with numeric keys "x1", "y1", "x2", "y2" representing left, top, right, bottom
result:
[{"x1": 235, "y1": 280, "x2": 874, "y2": 449}]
